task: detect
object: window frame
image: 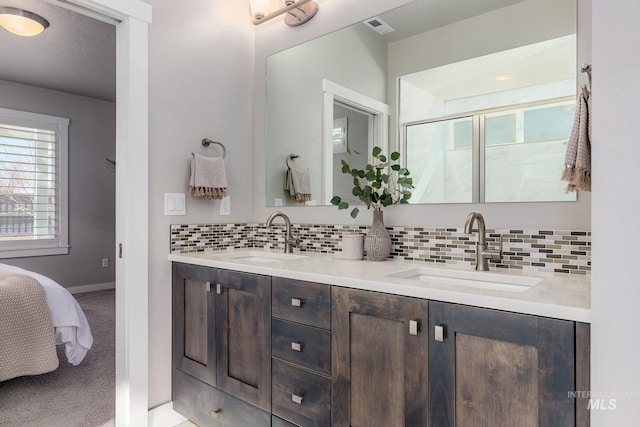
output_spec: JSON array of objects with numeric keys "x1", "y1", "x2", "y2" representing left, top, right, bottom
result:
[
  {"x1": 402, "y1": 96, "x2": 576, "y2": 203},
  {"x1": 0, "y1": 108, "x2": 69, "y2": 258}
]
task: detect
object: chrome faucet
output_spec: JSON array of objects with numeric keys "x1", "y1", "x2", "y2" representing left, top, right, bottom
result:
[
  {"x1": 464, "y1": 211, "x2": 503, "y2": 271},
  {"x1": 266, "y1": 211, "x2": 300, "y2": 253}
]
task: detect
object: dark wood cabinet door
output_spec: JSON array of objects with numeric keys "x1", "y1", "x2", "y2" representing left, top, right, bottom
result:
[
  {"x1": 429, "y1": 301, "x2": 575, "y2": 427},
  {"x1": 575, "y1": 322, "x2": 590, "y2": 427},
  {"x1": 216, "y1": 269, "x2": 272, "y2": 411},
  {"x1": 332, "y1": 287, "x2": 429, "y2": 427},
  {"x1": 173, "y1": 263, "x2": 216, "y2": 386}
]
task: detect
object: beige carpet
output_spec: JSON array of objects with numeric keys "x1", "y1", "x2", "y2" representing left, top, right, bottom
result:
[{"x1": 0, "y1": 289, "x2": 115, "y2": 427}]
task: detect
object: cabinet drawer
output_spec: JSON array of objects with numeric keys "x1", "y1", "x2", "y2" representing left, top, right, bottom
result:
[
  {"x1": 273, "y1": 416, "x2": 298, "y2": 427},
  {"x1": 272, "y1": 359, "x2": 331, "y2": 427},
  {"x1": 272, "y1": 277, "x2": 331, "y2": 329},
  {"x1": 173, "y1": 370, "x2": 270, "y2": 427},
  {"x1": 272, "y1": 318, "x2": 331, "y2": 376}
]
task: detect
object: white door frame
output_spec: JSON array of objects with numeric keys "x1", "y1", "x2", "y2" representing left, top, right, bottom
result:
[
  {"x1": 322, "y1": 79, "x2": 390, "y2": 204},
  {"x1": 48, "y1": 0, "x2": 151, "y2": 425}
]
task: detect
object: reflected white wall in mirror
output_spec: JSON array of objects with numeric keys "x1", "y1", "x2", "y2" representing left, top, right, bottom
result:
[
  {"x1": 265, "y1": 23, "x2": 387, "y2": 207},
  {"x1": 265, "y1": 0, "x2": 578, "y2": 207}
]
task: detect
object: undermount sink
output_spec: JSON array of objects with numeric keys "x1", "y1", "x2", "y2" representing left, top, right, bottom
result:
[
  {"x1": 386, "y1": 267, "x2": 543, "y2": 293},
  {"x1": 225, "y1": 251, "x2": 307, "y2": 263}
]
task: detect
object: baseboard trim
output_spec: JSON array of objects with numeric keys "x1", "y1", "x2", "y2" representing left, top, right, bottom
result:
[
  {"x1": 66, "y1": 281, "x2": 116, "y2": 294},
  {"x1": 148, "y1": 402, "x2": 188, "y2": 427}
]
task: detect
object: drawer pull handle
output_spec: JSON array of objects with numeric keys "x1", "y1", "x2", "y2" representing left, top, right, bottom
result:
[
  {"x1": 435, "y1": 325, "x2": 445, "y2": 342},
  {"x1": 291, "y1": 342, "x2": 302, "y2": 352},
  {"x1": 206, "y1": 281, "x2": 211, "y2": 292},
  {"x1": 210, "y1": 409, "x2": 222, "y2": 417},
  {"x1": 409, "y1": 320, "x2": 419, "y2": 336},
  {"x1": 216, "y1": 283, "x2": 223, "y2": 294},
  {"x1": 291, "y1": 298, "x2": 302, "y2": 307},
  {"x1": 291, "y1": 394, "x2": 304, "y2": 404}
]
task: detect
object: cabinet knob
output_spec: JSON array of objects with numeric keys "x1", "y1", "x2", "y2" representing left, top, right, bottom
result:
[
  {"x1": 291, "y1": 342, "x2": 302, "y2": 352},
  {"x1": 409, "y1": 320, "x2": 420, "y2": 336},
  {"x1": 291, "y1": 394, "x2": 304, "y2": 404},
  {"x1": 210, "y1": 409, "x2": 222, "y2": 417},
  {"x1": 435, "y1": 324, "x2": 445, "y2": 342},
  {"x1": 291, "y1": 298, "x2": 302, "y2": 307}
]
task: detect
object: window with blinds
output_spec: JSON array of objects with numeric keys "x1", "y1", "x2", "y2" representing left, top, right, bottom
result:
[{"x1": 0, "y1": 108, "x2": 69, "y2": 258}]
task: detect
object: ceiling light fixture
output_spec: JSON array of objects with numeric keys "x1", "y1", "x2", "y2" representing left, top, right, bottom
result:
[
  {"x1": 250, "y1": 0, "x2": 319, "y2": 27},
  {"x1": 494, "y1": 74, "x2": 511, "y2": 82},
  {"x1": 0, "y1": 7, "x2": 49, "y2": 37}
]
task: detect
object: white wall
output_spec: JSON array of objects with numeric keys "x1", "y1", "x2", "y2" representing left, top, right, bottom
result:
[
  {"x1": 592, "y1": 0, "x2": 640, "y2": 424},
  {"x1": 0, "y1": 79, "x2": 116, "y2": 288},
  {"x1": 146, "y1": 0, "x2": 255, "y2": 408},
  {"x1": 388, "y1": 0, "x2": 576, "y2": 82},
  {"x1": 265, "y1": 24, "x2": 387, "y2": 206},
  {"x1": 253, "y1": 0, "x2": 590, "y2": 230}
]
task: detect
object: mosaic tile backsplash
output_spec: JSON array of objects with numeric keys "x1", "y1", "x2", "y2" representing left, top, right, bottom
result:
[{"x1": 170, "y1": 223, "x2": 591, "y2": 276}]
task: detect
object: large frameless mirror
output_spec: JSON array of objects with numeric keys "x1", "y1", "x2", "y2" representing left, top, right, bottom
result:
[{"x1": 264, "y1": 0, "x2": 578, "y2": 207}]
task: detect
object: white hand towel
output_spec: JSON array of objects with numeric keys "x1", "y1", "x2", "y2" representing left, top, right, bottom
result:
[
  {"x1": 561, "y1": 87, "x2": 591, "y2": 192},
  {"x1": 284, "y1": 167, "x2": 311, "y2": 203},
  {"x1": 188, "y1": 153, "x2": 228, "y2": 199}
]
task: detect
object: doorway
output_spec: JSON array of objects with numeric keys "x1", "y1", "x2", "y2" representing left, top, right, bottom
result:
[
  {"x1": 322, "y1": 79, "x2": 390, "y2": 205},
  {"x1": 50, "y1": 0, "x2": 151, "y2": 425}
]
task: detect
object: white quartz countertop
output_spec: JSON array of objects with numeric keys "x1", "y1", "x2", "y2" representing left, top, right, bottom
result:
[{"x1": 168, "y1": 249, "x2": 591, "y2": 323}]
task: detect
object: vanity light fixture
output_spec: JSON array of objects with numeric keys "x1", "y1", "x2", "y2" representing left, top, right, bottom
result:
[
  {"x1": 0, "y1": 7, "x2": 50, "y2": 37},
  {"x1": 250, "y1": 0, "x2": 319, "y2": 27}
]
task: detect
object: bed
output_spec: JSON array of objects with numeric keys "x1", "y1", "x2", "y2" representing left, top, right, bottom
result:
[{"x1": 0, "y1": 263, "x2": 93, "y2": 382}]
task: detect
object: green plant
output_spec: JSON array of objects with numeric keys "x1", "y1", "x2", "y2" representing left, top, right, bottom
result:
[{"x1": 330, "y1": 146, "x2": 413, "y2": 218}]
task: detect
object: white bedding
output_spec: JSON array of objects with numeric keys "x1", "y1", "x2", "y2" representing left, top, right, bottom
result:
[{"x1": 0, "y1": 264, "x2": 93, "y2": 365}]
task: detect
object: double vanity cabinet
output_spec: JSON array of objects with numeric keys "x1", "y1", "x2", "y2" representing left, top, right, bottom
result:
[{"x1": 172, "y1": 260, "x2": 590, "y2": 427}]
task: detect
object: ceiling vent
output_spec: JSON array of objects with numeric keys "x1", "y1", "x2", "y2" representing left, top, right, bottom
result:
[{"x1": 363, "y1": 16, "x2": 395, "y2": 35}]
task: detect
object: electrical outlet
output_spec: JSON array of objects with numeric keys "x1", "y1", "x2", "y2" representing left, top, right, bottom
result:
[
  {"x1": 102, "y1": 258, "x2": 109, "y2": 268},
  {"x1": 220, "y1": 196, "x2": 231, "y2": 216}
]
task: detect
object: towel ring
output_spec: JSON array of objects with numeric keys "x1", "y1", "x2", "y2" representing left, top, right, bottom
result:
[
  {"x1": 286, "y1": 154, "x2": 300, "y2": 169},
  {"x1": 201, "y1": 138, "x2": 226, "y2": 158}
]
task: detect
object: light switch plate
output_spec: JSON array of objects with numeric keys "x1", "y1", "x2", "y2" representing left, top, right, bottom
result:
[
  {"x1": 164, "y1": 193, "x2": 186, "y2": 215},
  {"x1": 219, "y1": 196, "x2": 231, "y2": 216}
]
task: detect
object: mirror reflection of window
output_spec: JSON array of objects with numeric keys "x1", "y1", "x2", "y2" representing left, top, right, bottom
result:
[
  {"x1": 484, "y1": 100, "x2": 576, "y2": 202},
  {"x1": 333, "y1": 117, "x2": 347, "y2": 154},
  {"x1": 401, "y1": 34, "x2": 577, "y2": 204},
  {"x1": 407, "y1": 117, "x2": 473, "y2": 204}
]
